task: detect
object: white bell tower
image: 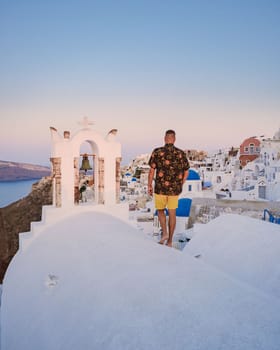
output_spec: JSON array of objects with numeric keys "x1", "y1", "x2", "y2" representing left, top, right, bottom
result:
[{"x1": 49, "y1": 117, "x2": 122, "y2": 208}]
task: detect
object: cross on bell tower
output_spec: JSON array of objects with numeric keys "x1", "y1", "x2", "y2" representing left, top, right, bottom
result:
[{"x1": 78, "y1": 116, "x2": 95, "y2": 129}]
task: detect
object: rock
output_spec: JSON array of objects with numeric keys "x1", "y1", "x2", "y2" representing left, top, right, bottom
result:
[{"x1": 0, "y1": 177, "x2": 53, "y2": 283}]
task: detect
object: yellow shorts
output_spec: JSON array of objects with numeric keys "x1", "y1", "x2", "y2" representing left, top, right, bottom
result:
[{"x1": 154, "y1": 194, "x2": 179, "y2": 210}]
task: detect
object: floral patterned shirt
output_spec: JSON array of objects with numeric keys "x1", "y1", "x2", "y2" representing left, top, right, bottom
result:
[{"x1": 148, "y1": 143, "x2": 190, "y2": 195}]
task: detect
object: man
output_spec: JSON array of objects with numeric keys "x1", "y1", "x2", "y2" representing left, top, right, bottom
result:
[{"x1": 148, "y1": 130, "x2": 190, "y2": 247}]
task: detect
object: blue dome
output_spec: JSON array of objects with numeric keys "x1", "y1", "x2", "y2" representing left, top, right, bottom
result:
[{"x1": 187, "y1": 169, "x2": 200, "y2": 181}]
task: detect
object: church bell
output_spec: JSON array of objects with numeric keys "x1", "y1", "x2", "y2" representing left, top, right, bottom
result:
[{"x1": 80, "y1": 154, "x2": 92, "y2": 173}]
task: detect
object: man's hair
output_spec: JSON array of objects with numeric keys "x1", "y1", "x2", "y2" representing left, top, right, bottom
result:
[{"x1": 165, "y1": 129, "x2": 176, "y2": 136}]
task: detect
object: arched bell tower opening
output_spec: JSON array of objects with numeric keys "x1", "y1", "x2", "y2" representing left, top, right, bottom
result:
[
  {"x1": 74, "y1": 140, "x2": 97, "y2": 205},
  {"x1": 50, "y1": 118, "x2": 122, "y2": 209}
]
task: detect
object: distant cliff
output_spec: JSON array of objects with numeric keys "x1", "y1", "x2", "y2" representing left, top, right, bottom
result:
[
  {"x1": 0, "y1": 177, "x2": 53, "y2": 283},
  {"x1": 0, "y1": 160, "x2": 51, "y2": 181}
]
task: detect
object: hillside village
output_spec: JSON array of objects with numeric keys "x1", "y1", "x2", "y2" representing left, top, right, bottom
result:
[{"x1": 120, "y1": 128, "x2": 280, "y2": 204}]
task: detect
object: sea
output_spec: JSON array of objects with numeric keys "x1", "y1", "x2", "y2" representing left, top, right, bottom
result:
[{"x1": 0, "y1": 179, "x2": 39, "y2": 208}]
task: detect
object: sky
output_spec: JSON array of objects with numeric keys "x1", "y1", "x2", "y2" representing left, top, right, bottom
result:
[
  {"x1": 1, "y1": 208, "x2": 280, "y2": 349},
  {"x1": 0, "y1": 0, "x2": 280, "y2": 165}
]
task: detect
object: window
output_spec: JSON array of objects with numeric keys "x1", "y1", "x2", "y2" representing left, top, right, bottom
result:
[
  {"x1": 188, "y1": 185, "x2": 192, "y2": 192},
  {"x1": 249, "y1": 143, "x2": 255, "y2": 154}
]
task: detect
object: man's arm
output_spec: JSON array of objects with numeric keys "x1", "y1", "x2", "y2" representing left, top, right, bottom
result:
[
  {"x1": 148, "y1": 167, "x2": 155, "y2": 195},
  {"x1": 182, "y1": 152, "x2": 190, "y2": 184},
  {"x1": 182, "y1": 170, "x2": 189, "y2": 184}
]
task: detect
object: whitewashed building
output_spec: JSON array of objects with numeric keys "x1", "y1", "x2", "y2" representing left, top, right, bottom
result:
[
  {"x1": 181, "y1": 169, "x2": 203, "y2": 198},
  {"x1": 231, "y1": 128, "x2": 280, "y2": 200}
]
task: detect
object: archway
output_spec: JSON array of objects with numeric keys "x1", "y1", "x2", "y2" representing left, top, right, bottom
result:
[{"x1": 74, "y1": 141, "x2": 97, "y2": 205}]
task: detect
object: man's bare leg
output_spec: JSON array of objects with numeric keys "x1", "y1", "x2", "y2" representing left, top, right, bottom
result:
[
  {"x1": 167, "y1": 209, "x2": 176, "y2": 247},
  {"x1": 157, "y1": 209, "x2": 169, "y2": 244}
]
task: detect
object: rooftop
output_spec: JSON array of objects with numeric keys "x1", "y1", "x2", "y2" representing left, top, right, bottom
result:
[{"x1": 1, "y1": 206, "x2": 280, "y2": 350}]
